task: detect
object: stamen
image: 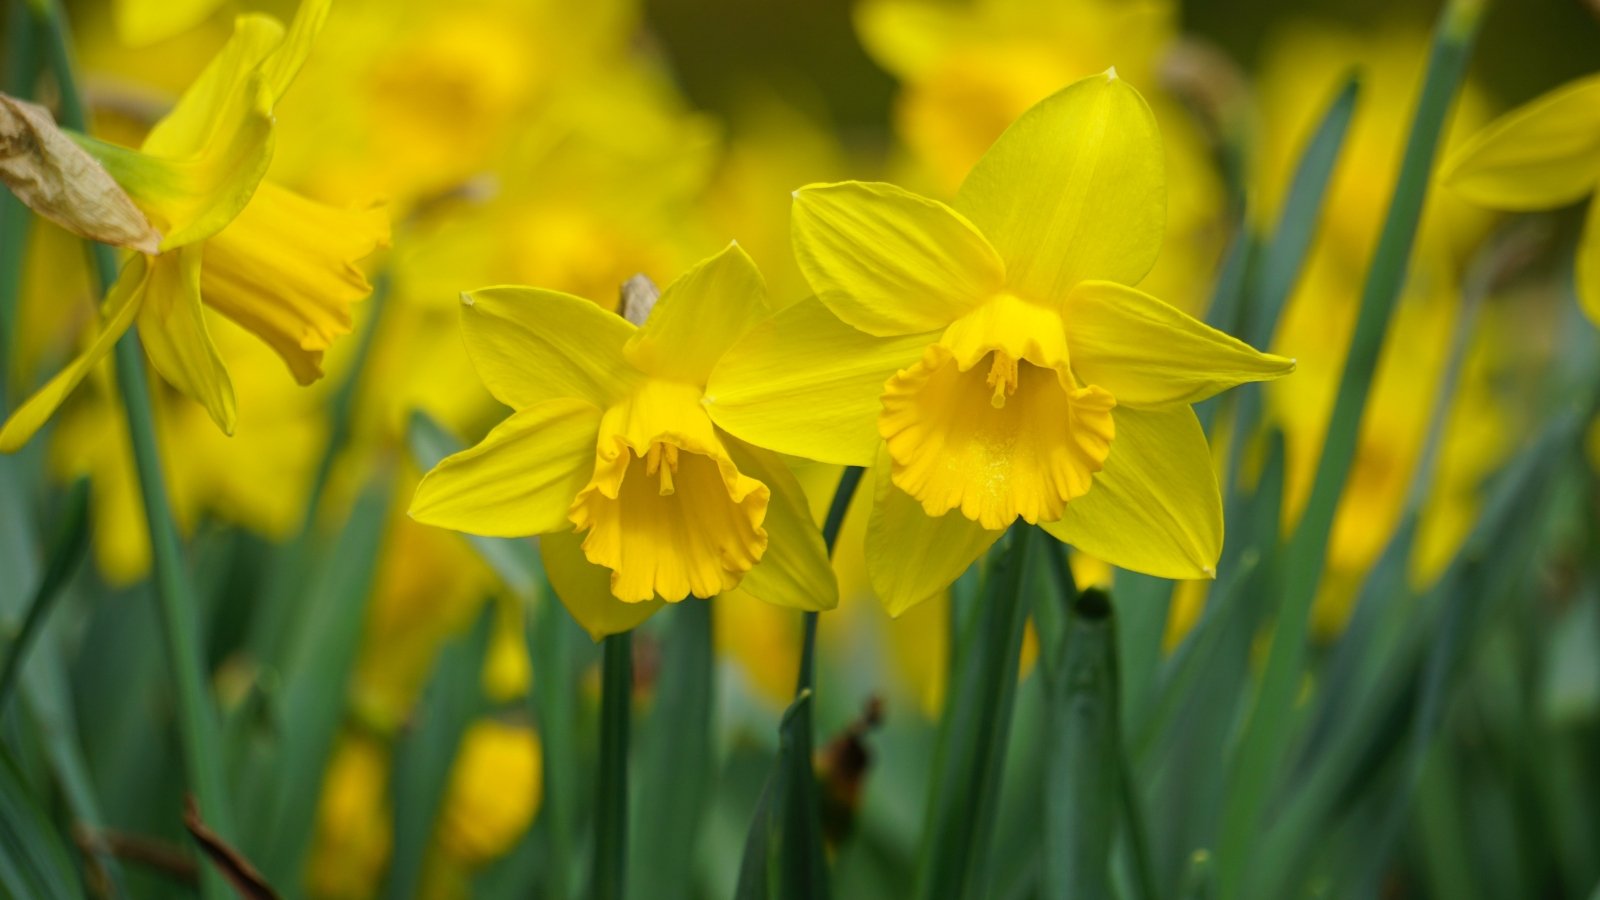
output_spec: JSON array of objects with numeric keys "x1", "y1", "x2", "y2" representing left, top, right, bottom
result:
[
  {"x1": 986, "y1": 351, "x2": 1019, "y2": 409},
  {"x1": 645, "y1": 442, "x2": 679, "y2": 496}
]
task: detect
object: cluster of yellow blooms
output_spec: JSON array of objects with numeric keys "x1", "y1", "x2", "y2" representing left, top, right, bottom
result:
[{"x1": 3, "y1": 0, "x2": 1589, "y2": 894}]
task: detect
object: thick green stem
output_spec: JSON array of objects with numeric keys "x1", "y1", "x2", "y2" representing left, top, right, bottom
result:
[
  {"x1": 594, "y1": 631, "x2": 633, "y2": 900},
  {"x1": 33, "y1": 2, "x2": 234, "y2": 892},
  {"x1": 914, "y1": 523, "x2": 1037, "y2": 900}
]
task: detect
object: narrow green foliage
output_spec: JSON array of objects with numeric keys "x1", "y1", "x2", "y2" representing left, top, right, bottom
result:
[
  {"x1": 913, "y1": 523, "x2": 1036, "y2": 900},
  {"x1": 1040, "y1": 588, "x2": 1119, "y2": 900},
  {"x1": 631, "y1": 599, "x2": 715, "y2": 900},
  {"x1": 1214, "y1": 2, "x2": 1486, "y2": 894},
  {"x1": 734, "y1": 690, "x2": 823, "y2": 900},
  {"x1": 0, "y1": 749, "x2": 82, "y2": 900},
  {"x1": 250, "y1": 472, "x2": 393, "y2": 882},
  {"x1": 0, "y1": 478, "x2": 87, "y2": 709},
  {"x1": 382, "y1": 605, "x2": 494, "y2": 900},
  {"x1": 594, "y1": 631, "x2": 633, "y2": 900}
]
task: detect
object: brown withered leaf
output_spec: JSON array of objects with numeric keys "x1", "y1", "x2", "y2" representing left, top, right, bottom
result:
[
  {"x1": 0, "y1": 92, "x2": 161, "y2": 254},
  {"x1": 183, "y1": 796, "x2": 280, "y2": 900}
]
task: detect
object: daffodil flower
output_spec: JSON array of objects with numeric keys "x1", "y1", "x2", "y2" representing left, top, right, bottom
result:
[
  {"x1": 704, "y1": 71, "x2": 1293, "y2": 613},
  {"x1": 0, "y1": 0, "x2": 389, "y2": 452},
  {"x1": 1445, "y1": 73, "x2": 1600, "y2": 324},
  {"x1": 410, "y1": 244, "x2": 837, "y2": 639}
]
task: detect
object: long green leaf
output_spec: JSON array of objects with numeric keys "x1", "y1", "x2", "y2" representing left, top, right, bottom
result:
[
  {"x1": 0, "y1": 478, "x2": 87, "y2": 709},
  {"x1": 1040, "y1": 586, "x2": 1119, "y2": 900},
  {"x1": 630, "y1": 599, "x2": 714, "y2": 900},
  {"x1": 382, "y1": 603, "x2": 494, "y2": 900},
  {"x1": 1212, "y1": 3, "x2": 1487, "y2": 894},
  {"x1": 593, "y1": 631, "x2": 632, "y2": 900},
  {"x1": 0, "y1": 748, "x2": 82, "y2": 899},
  {"x1": 913, "y1": 523, "x2": 1036, "y2": 900},
  {"x1": 249, "y1": 472, "x2": 393, "y2": 882}
]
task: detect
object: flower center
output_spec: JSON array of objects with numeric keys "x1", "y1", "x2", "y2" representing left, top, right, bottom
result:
[
  {"x1": 569, "y1": 380, "x2": 770, "y2": 603},
  {"x1": 877, "y1": 295, "x2": 1117, "y2": 530}
]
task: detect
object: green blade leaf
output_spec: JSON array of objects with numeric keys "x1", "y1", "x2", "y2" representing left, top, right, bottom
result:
[
  {"x1": 630, "y1": 600, "x2": 714, "y2": 900},
  {"x1": 381, "y1": 603, "x2": 494, "y2": 900},
  {"x1": 1213, "y1": 3, "x2": 1487, "y2": 894},
  {"x1": 0, "y1": 748, "x2": 83, "y2": 899}
]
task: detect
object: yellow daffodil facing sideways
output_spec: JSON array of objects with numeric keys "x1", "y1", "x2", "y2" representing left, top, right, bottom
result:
[
  {"x1": 704, "y1": 71, "x2": 1294, "y2": 614},
  {"x1": 1445, "y1": 74, "x2": 1600, "y2": 324},
  {"x1": 0, "y1": 0, "x2": 388, "y2": 453},
  {"x1": 410, "y1": 244, "x2": 837, "y2": 639}
]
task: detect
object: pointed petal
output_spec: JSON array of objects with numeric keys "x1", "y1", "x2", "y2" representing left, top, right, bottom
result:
[
  {"x1": 955, "y1": 70, "x2": 1163, "y2": 300},
  {"x1": 459, "y1": 287, "x2": 641, "y2": 412},
  {"x1": 624, "y1": 242, "x2": 768, "y2": 385},
  {"x1": 540, "y1": 530, "x2": 663, "y2": 640},
  {"x1": 724, "y1": 439, "x2": 839, "y2": 611},
  {"x1": 1065, "y1": 280, "x2": 1295, "y2": 407},
  {"x1": 410, "y1": 399, "x2": 603, "y2": 538},
  {"x1": 866, "y1": 446, "x2": 1003, "y2": 616},
  {"x1": 1578, "y1": 197, "x2": 1600, "y2": 327},
  {"x1": 792, "y1": 181, "x2": 1005, "y2": 336},
  {"x1": 202, "y1": 181, "x2": 389, "y2": 384},
  {"x1": 0, "y1": 257, "x2": 146, "y2": 452},
  {"x1": 705, "y1": 297, "x2": 930, "y2": 467},
  {"x1": 137, "y1": 246, "x2": 236, "y2": 434},
  {"x1": 1444, "y1": 75, "x2": 1600, "y2": 211},
  {"x1": 1040, "y1": 406, "x2": 1220, "y2": 579}
]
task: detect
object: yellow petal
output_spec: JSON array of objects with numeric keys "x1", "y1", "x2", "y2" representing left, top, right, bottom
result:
[
  {"x1": 410, "y1": 399, "x2": 604, "y2": 538},
  {"x1": 112, "y1": 0, "x2": 228, "y2": 46},
  {"x1": 866, "y1": 446, "x2": 1004, "y2": 616},
  {"x1": 955, "y1": 70, "x2": 1164, "y2": 301},
  {"x1": 724, "y1": 439, "x2": 839, "y2": 611},
  {"x1": 792, "y1": 181, "x2": 1005, "y2": 336},
  {"x1": 459, "y1": 287, "x2": 641, "y2": 412},
  {"x1": 86, "y1": 16, "x2": 282, "y2": 248},
  {"x1": 137, "y1": 247, "x2": 236, "y2": 434},
  {"x1": 880, "y1": 343, "x2": 1114, "y2": 529},
  {"x1": 1444, "y1": 74, "x2": 1600, "y2": 211},
  {"x1": 570, "y1": 380, "x2": 769, "y2": 603},
  {"x1": 92, "y1": 0, "x2": 331, "y2": 247},
  {"x1": 1581, "y1": 198, "x2": 1600, "y2": 327},
  {"x1": 1041, "y1": 406, "x2": 1220, "y2": 579},
  {"x1": 202, "y1": 181, "x2": 389, "y2": 384},
  {"x1": 624, "y1": 242, "x2": 768, "y2": 386},
  {"x1": 0, "y1": 256, "x2": 146, "y2": 452},
  {"x1": 1064, "y1": 280, "x2": 1295, "y2": 407},
  {"x1": 540, "y1": 531, "x2": 663, "y2": 641},
  {"x1": 704, "y1": 297, "x2": 930, "y2": 467}
]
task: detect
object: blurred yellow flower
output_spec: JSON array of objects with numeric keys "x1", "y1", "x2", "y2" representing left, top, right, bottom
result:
[
  {"x1": 307, "y1": 734, "x2": 393, "y2": 900},
  {"x1": 707, "y1": 72, "x2": 1291, "y2": 613},
  {"x1": 1445, "y1": 73, "x2": 1600, "y2": 324},
  {"x1": 411, "y1": 244, "x2": 837, "y2": 639},
  {"x1": 437, "y1": 719, "x2": 543, "y2": 866},
  {"x1": 0, "y1": 0, "x2": 387, "y2": 452}
]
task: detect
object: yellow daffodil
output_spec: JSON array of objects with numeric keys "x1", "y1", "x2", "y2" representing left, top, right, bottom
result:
[
  {"x1": 705, "y1": 71, "x2": 1292, "y2": 614},
  {"x1": 307, "y1": 733, "x2": 393, "y2": 900},
  {"x1": 1445, "y1": 73, "x2": 1600, "y2": 324},
  {"x1": 0, "y1": 0, "x2": 388, "y2": 452},
  {"x1": 410, "y1": 244, "x2": 837, "y2": 639},
  {"x1": 111, "y1": 0, "x2": 229, "y2": 47}
]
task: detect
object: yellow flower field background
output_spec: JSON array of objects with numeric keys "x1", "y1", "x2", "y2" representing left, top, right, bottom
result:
[{"x1": 1, "y1": 0, "x2": 1598, "y2": 898}]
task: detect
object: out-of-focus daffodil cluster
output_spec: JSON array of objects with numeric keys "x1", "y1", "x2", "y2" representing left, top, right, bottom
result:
[{"x1": 2, "y1": 0, "x2": 1597, "y2": 898}]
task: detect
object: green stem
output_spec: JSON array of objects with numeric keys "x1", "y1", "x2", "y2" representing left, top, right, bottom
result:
[
  {"x1": 1042, "y1": 588, "x2": 1117, "y2": 900},
  {"x1": 914, "y1": 523, "x2": 1037, "y2": 900},
  {"x1": 795, "y1": 465, "x2": 864, "y2": 696},
  {"x1": 594, "y1": 631, "x2": 632, "y2": 900},
  {"x1": 33, "y1": 2, "x2": 234, "y2": 893}
]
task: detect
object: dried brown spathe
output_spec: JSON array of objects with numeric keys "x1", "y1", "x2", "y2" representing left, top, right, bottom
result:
[{"x1": 0, "y1": 93, "x2": 160, "y2": 254}]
